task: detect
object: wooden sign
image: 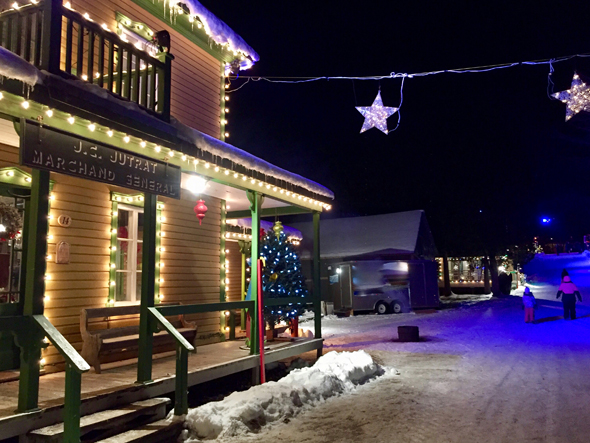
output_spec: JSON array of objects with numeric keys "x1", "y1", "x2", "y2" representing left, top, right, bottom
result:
[
  {"x1": 56, "y1": 241, "x2": 70, "y2": 264},
  {"x1": 20, "y1": 120, "x2": 181, "y2": 199},
  {"x1": 57, "y1": 214, "x2": 72, "y2": 227}
]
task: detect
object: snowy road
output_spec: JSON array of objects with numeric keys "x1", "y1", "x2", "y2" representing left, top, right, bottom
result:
[{"x1": 222, "y1": 297, "x2": 590, "y2": 443}]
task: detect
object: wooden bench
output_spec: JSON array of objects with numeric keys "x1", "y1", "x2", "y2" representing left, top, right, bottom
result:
[{"x1": 80, "y1": 304, "x2": 197, "y2": 373}]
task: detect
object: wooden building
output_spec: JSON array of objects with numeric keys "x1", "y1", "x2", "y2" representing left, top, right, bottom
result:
[{"x1": 0, "y1": 0, "x2": 332, "y2": 441}]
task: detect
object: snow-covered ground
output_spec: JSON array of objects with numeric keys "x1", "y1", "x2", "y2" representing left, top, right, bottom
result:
[
  {"x1": 181, "y1": 351, "x2": 394, "y2": 441},
  {"x1": 210, "y1": 296, "x2": 590, "y2": 442},
  {"x1": 522, "y1": 251, "x2": 590, "y2": 300}
]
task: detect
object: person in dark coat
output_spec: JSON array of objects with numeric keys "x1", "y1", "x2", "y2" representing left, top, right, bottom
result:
[
  {"x1": 561, "y1": 268, "x2": 569, "y2": 279},
  {"x1": 556, "y1": 275, "x2": 582, "y2": 320}
]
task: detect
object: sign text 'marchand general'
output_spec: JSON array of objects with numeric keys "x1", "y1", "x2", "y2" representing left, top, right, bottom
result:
[{"x1": 20, "y1": 120, "x2": 180, "y2": 198}]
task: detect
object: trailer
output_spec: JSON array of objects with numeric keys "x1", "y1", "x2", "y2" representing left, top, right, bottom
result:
[{"x1": 331, "y1": 260, "x2": 439, "y2": 314}]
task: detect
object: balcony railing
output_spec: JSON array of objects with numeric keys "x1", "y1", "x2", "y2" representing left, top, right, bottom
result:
[{"x1": 0, "y1": 0, "x2": 171, "y2": 121}]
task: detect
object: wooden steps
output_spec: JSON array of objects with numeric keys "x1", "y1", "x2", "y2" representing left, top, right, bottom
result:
[
  {"x1": 94, "y1": 419, "x2": 183, "y2": 443},
  {"x1": 26, "y1": 398, "x2": 171, "y2": 443}
]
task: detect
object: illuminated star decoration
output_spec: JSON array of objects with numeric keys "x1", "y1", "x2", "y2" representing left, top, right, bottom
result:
[
  {"x1": 356, "y1": 90, "x2": 398, "y2": 134},
  {"x1": 552, "y1": 73, "x2": 590, "y2": 121}
]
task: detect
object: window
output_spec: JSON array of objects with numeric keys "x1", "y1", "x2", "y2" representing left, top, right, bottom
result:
[
  {"x1": 0, "y1": 196, "x2": 24, "y2": 305},
  {"x1": 115, "y1": 205, "x2": 144, "y2": 302}
]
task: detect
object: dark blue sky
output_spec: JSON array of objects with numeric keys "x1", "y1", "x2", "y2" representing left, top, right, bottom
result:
[{"x1": 201, "y1": 0, "x2": 590, "y2": 252}]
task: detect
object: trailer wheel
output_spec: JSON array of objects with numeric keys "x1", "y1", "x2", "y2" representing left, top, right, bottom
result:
[
  {"x1": 375, "y1": 302, "x2": 389, "y2": 315},
  {"x1": 392, "y1": 301, "x2": 403, "y2": 314}
]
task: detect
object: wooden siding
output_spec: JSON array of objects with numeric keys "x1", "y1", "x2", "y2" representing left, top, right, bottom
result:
[
  {"x1": 225, "y1": 240, "x2": 243, "y2": 303},
  {"x1": 0, "y1": 140, "x2": 224, "y2": 366},
  {"x1": 159, "y1": 190, "x2": 222, "y2": 344},
  {"x1": 43, "y1": 174, "x2": 112, "y2": 365},
  {"x1": 68, "y1": 0, "x2": 222, "y2": 137}
]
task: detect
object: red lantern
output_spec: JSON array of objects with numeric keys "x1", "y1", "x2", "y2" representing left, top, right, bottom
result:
[{"x1": 194, "y1": 199, "x2": 208, "y2": 225}]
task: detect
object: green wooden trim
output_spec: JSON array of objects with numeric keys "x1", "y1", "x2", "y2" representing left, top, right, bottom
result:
[
  {"x1": 313, "y1": 211, "x2": 322, "y2": 343},
  {"x1": 23, "y1": 169, "x2": 49, "y2": 317},
  {"x1": 129, "y1": 0, "x2": 240, "y2": 63},
  {"x1": 41, "y1": 0, "x2": 63, "y2": 74},
  {"x1": 148, "y1": 307, "x2": 194, "y2": 351},
  {"x1": 155, "y1": 206, "x2": 162, "y2": 303},
  {"x1": 154, "y1": 300, "x2": 254, "y2": 317},
  {"x1": 63, "y1": 365, "x2": 82, "y2": 443},
  {"x1": 32, "y1": 315, "x2": 89, "y2": 372},
  {"x1": 175, "y1": 345, "x2": 189, "y2": 415},
  {"x1": 220, "y1": 63, "x2": 227, "y2": 141},
  {"x1": 111, "y1": 192, "x2": 145, "y2": 208},
  {"x1": 137, "y1": 193, "x2": 157, "y2": 383},
  {"x1": 108, "y1": 201, "x2": 118, "y2": 306},
  {"x1": 247, "y1": 191, "x2": 261, "y2": 355},
  {"x1": 15, "y1": 323, "x2": 43, "y2": 412},
  {"x1": 0, "y1": 92, "x2": 331, "y2": 210},
  {"x1": 115, "y1": 11, "x2": 156, "y2": 42},
  {"x1": 0, "y1": 167, "x2": 32, "y2": 188},
  {"x1": 220, "y1": 200, "x2": 227, "y2": 335},
  {"x1": 227, "y1": 206, "x2": 313, "y2": 219},
  {"x1": 240, "y1": 245, "x2": 246, "y2": 330}
]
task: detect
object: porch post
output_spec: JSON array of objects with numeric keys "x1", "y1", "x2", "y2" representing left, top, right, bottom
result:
[
  {"x1": 312, "y1": 211, "x2": 322, "y2": 358},
  {"x1": 17, "y1": 168, "x2": 49, "y2": 412},
  {"x1": 238, "y1": 240, "x2": 248, "y2": 330},
  {"x1": 41, "y1": 0, "x2": 63, "y2": 74},
  {"x1": 247, "y1": 191, "x2": 262, "y2": 358},
  {"x1": 137, "y1": 193, "x2": 157, "y2": 383},
  {"x1": 219, "y1": 200, "x2": 227, "y2": 336}
]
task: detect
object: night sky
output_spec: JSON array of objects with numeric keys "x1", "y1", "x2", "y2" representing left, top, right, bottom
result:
[{"x1": 200, "y1": 0, "x2": 590, "y2": 253}]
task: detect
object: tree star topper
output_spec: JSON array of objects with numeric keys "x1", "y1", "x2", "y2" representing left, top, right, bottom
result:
[
  {"x1": 552, "y1": 73, "x2": 590, "y2": 121},
  {"x1": 356, "y1": 90, "x2": 399, "y2": 134}
]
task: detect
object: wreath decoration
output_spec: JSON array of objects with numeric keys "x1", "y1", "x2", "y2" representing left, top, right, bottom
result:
[{"x1": 0, "y1": 203, "x2": 23, "y2": 241}]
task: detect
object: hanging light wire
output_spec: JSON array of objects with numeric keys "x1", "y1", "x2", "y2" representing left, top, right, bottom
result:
[{"x1": 227, "y1": 51, "x2": 590, "y2": 84}]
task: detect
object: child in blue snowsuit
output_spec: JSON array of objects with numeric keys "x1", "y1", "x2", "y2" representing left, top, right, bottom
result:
[{"x1": 522, "y1": 287, "x2": 536, "y2": 323}]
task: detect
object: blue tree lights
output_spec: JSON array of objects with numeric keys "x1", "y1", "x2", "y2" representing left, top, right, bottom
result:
[{"x1": 260, "y1": 221, "x2": 308, "y2": 325}]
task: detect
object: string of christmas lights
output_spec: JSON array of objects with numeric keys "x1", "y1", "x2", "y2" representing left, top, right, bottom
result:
[{"x1": 226, "y1": 52, "x2": 590, "y2": 134}]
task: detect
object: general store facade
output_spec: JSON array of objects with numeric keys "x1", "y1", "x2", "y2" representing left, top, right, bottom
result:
[{"x1": 0, "y1": 0, "x2": 331, "y2": 440}]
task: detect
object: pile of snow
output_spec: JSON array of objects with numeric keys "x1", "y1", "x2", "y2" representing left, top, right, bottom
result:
[
  {"x1": 0, "y1": 46, "x2": 44, "y2": 86},
  {"x1": 181, "y1": 351, "x2": 390, "y2": 441}
]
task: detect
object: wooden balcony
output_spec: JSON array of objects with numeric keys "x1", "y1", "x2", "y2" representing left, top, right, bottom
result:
[{"x1": 0, "y1": 0, "x2": 172, "y2": 122}]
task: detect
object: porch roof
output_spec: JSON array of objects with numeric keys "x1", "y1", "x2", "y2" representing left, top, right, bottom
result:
[{"x1": 0, "y1": 48, "x2": 333, "y2": 210}]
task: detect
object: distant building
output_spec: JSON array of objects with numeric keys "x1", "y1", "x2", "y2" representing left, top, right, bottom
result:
[{"x1": 293, "y1": 210, "x2": 439, "y2": 313}]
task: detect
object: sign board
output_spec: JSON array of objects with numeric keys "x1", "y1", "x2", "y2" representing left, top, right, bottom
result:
[
  {"x1": 57, "y1": 214, "x2": 72, "y2": 227},
  {"x1": 56, "y1": 241, "x2": 70, "y2": 264},
  {"x1": 20, "y1": 120, "x2": 181, "y2": 199}
]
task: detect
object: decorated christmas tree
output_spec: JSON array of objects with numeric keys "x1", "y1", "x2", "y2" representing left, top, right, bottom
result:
[{"x1": 260, "y1": 221, "x2": 308, "y2": 327}]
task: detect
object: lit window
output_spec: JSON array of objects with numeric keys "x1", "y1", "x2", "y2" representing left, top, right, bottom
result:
[{"x1": 114, "y1": 205, "x2": 144, "y2": 302}]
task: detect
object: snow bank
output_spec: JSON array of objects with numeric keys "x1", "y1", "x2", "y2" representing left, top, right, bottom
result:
[
  {"x1": 182, "y1": 351, "x2": 389, "y2": 441},
  {"x1": 0, "y1": 46, "x2": 43, "y2": 86}
]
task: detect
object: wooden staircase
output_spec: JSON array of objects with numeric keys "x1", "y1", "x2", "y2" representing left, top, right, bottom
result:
[{"x1": 24, "y1": 398, "x2": 183, "y2": 443}]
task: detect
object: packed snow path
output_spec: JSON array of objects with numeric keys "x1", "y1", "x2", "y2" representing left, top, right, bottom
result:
[{"x1": 221, "y1": 297, "x2": 590, "y2": 443}]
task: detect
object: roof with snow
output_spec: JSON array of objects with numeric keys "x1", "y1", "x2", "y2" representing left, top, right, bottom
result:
[
  {"x1": 292, "y1": 210, "x2": 437, "y2": 260},
  {"x1": 172, "y1": 0, "x2": 259, "y2": 63},
  {"x1": 0, "y1": 48, "x2": 333, "y2": 200}
]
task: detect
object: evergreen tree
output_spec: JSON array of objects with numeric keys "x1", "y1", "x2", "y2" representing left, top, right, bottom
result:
[{"x1": 260, "y1": 221, "x2": 308, "y2": 326}]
